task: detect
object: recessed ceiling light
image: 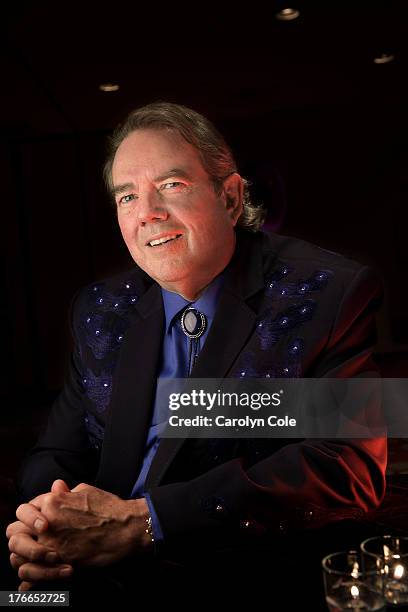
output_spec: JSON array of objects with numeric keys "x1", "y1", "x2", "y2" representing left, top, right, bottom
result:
[
  {"x1": 373, "y1": 53, "x2": 395, "y2": 65},
  {"x1": 99, "y1": 83, "x2": 120, "y2": 92},
  {"x1": 276, "y1": 8, "x2": 300, "y2": 21}
]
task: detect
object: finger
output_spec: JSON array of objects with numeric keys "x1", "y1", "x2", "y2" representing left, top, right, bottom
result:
[
  {"x1": 11, "y1": 552, "x2": 62, "y2": 571},
  {"x1": 8, "y1": 533, "x2": 58, "y2": 563},
  {"x1": 6, "y1": 521, "x2": 34, "y2": 539},
  {"x1": 71, "y1": 482, "x2": 90, "y2": 492},
  {"x1": 51, "y1": 480, "x2": 70, "y2": 494},
  {"x1": 10, "y1": 553, "x2": 27, "y2": 570},
  {"x1": 18, "y1": 562, "x2": 73, "y2": 583},
  {"x1": 15, "y1": 503, "x2": 49, "y2": 534},
  {"x1": 18, "y1": 581, "x2": 35, "y2": 592}
]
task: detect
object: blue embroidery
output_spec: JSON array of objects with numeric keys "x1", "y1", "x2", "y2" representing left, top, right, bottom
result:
[
  {"x1": 257, "y1": 299, "x2": 316, "y2": 351},
  {"x1": 82, "y1": 368, "x2": 112, "y2": 413},
  {"x1": 265, "y1": 266, "x2": 293, "y2": 297},
  {"x1": 81, "y1": 311, "x2": 129, "y2": 360},
  {"x1": 234, "y1": 349, "x2": 302, "y2": 378},
  {"x1": 233, "y1": 263, "x2": 334, "y2": 379},
  {"x1": 235, "y1": 351, "x2": 263, "y2": 378},
  {"x1": 79, "y1": 280, "x2": 137, "y2": 360},
  {"x1": 90, "y1": 282, "x2": 139, "y2": 314},
  {"x1": 77, "y1": 277, "x2": 138, "y2": 426},
  {"x1": 288, "y1": 337, "x2": 304, "y2": 356},
  {"x1": 266, "y1": 268, "x2": 333, "y2": 299}
]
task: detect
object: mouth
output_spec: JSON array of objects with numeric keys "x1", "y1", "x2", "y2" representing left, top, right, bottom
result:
[{"x1": 147, "y1": 233, "x2": 183, "y2": 247}]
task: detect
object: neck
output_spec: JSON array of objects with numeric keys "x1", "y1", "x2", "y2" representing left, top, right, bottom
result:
[
  {"x1": 161, "y1": 278, "x2": 213, "y2": 301},
  {"x1": 160, "y1": 257, "x2": 231, "y2": 301}
]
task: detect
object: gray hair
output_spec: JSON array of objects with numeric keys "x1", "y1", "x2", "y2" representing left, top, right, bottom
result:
[{"x1": 103, "y1": 102, "x2": 265, "y2": 232}]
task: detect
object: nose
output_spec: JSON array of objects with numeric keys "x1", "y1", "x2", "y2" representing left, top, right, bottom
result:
[{"x1": 137, "y1": 189, "x2": 169, "y2": 225}]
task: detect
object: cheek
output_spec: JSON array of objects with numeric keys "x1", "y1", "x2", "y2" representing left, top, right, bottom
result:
[{"x1": 118, "y1": 218, "x2": 134, "y2": 243}]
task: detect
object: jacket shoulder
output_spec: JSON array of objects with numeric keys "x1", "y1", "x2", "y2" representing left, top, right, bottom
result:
[
  {"x1": 67, "y1": 267, "x2": 154, "y2": 349},
  {"x1": 72, "y1": 266, "x2": 151, "y2": 315},
  {"x1": 261, "y1": 231, "x2": 363, "y2": 274},
  {"x1": 257, "y1": 231, "x2": 382, "y2": 291}
]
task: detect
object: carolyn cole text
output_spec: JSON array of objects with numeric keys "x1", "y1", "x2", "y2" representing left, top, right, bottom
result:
[
  {"x1": 168, "y1": 389, "x2": 283, "y2": 411},
  {"x1": 168, "y1": 414, "x2": 297, "y2": 429}
]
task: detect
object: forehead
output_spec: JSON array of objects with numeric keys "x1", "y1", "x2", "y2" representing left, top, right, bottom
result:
[{"x1": 112, "y1": 128, "x2": 207, "y2": 182}]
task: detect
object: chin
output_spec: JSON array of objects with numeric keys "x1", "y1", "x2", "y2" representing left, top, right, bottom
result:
[
  {"x1": 134, "y1": 253, "x2": 197, "y2": 284},
  {"x1": 147, "y1": 267, "x2": 189, "y2": 286}
]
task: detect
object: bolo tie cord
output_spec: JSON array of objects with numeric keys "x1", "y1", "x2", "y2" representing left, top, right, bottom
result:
[{"x1": 187, "y1": 337, "x2": 200, "y2": 376}]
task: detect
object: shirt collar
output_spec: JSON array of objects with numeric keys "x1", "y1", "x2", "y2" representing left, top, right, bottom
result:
[{"x1": 161, "y1": 271, "x2": 226, "y2": 333}]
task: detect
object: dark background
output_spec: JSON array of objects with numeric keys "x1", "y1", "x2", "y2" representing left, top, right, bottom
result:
[{"x1": 1, "y1": 1, "x2": 407, "y2": 468}]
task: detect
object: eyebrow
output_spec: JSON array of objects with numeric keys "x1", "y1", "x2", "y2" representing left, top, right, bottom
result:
[
  {"x1": 153, "y1": 168, "x2": 192, "y2": 183},
  {"x1": 111, "y1": 168, "x2": 192, "y2": 198},
  {"x1": 111, "y1": 182, "x2": 135, "y2": 197}
]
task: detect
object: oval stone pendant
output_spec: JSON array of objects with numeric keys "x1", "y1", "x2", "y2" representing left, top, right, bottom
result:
[{"x1": 181, "y1": 307, "x2": 207, "y2": 339}]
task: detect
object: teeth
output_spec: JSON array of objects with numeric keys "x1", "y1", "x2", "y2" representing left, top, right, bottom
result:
[{"x1": 149, "y1": 235, "x2": 180, "y2": 247}]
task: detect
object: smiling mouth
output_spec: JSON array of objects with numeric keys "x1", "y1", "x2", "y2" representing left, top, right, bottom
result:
[{"x1": 148, "y1": 234, "x2": 183, "y2": 247}]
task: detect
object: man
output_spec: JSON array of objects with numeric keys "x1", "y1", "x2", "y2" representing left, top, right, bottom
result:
[{"x1": 6, "y1": 102, "x2": 386, "y2": 597}]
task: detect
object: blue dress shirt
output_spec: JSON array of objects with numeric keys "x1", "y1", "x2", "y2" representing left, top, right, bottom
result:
[{"x1": 130, "y1": 272, "x2": 225, "y2": 541}]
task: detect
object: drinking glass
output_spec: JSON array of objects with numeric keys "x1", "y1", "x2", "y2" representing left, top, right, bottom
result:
[
  {"x1": 361, "y1": 535, "x2": 408, "y2": 607},
  {"x1": 322, "y1": 550, "x2": 385, "y2": 611}
]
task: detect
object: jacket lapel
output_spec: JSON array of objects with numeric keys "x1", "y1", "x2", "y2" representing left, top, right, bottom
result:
[{"x1": 95, "y1": 283, "x2": 164, "y2": 497}]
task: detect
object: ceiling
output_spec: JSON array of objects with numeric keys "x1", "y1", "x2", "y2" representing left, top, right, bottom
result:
[{"x1": 2, "y1": 0, "x2": 407, "y2": 137}]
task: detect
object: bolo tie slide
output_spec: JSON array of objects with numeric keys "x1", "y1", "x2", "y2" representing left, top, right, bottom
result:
[{"x1": 180, "y1": 307, "x2": 207, "y2": 375}]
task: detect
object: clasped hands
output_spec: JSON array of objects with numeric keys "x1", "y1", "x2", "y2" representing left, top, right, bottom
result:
[{"x1": 6, "y1": 479, "x2": 152, "y2": 592}]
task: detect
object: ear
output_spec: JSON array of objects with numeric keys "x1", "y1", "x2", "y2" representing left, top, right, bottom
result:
[{"x1": 221, "y1": 173, "x2": 244, "y2": 226}]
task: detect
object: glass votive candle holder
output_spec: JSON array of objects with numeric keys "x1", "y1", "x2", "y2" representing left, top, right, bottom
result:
[
  {"x1": 361, "y1": 535, "x2": 408, "y2": 607},
  {"x1": 322, "y1": 550, "x2": 385, "y2": 611}
]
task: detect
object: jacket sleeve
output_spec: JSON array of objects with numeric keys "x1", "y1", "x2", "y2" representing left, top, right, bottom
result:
[
  {"x1": 16, "y1": 292, "x2": 99, "y2": 503},
  {"x1": 146, "y1": 265, "x2": 387, "y2": 556}
]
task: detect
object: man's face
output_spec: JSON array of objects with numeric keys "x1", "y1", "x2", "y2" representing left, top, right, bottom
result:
[{"x1": 111, "y1": 128, "x2": 241, "y2": 298}]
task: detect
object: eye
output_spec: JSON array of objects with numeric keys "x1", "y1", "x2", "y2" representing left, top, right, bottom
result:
[
  {"x1": 118, "y1": 193, "x2": 136, "y2": 206},
  {"x1": 160, "y1": 181, "x2": 185, "y2": 191}
]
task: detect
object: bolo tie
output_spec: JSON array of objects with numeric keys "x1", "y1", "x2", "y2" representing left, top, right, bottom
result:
[{"x1": 180, "y1": 307, "x2": 207, "y2": 376}]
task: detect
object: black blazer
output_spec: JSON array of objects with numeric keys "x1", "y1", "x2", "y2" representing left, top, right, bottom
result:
[{"x1": 17, "y1": 229, "x2": 386, "y2": 558}]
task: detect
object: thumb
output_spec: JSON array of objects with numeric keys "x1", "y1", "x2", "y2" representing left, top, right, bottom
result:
[{"x1": 51, "y1": 479, "x2": 70, "y2": 494}]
